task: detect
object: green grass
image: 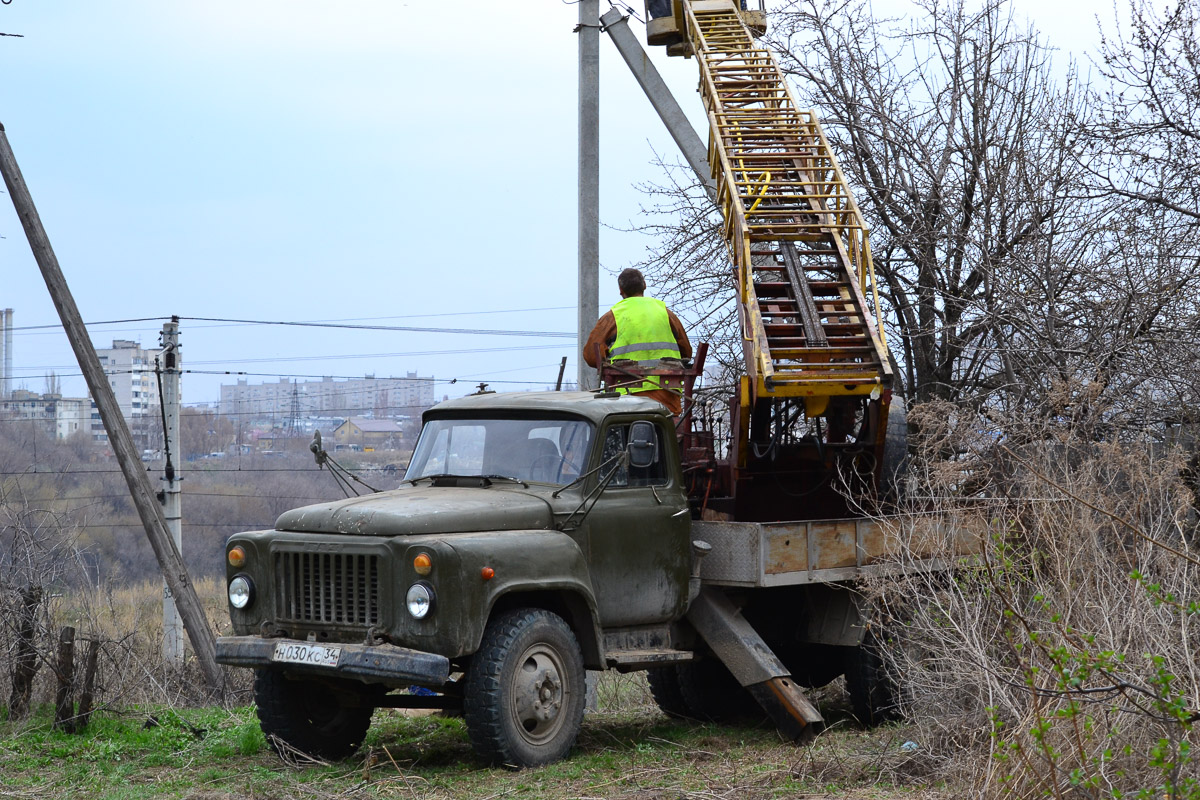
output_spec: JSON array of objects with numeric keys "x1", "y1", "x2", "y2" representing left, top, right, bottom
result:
[{"x1": 0, "y1": 683, "x2": 943, "y2": 799}]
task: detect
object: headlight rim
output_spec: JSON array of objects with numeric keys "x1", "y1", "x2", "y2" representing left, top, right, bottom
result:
[
  {"x1": 406, "y1": 581, "x2": 435, "y2": 619},
  {"x1": 228, "y1": 574, "x2": 254, "y2": 610}
]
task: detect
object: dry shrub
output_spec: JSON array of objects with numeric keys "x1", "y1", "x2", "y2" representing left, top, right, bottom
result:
[
  {"x1": 3, "y1": 540, "x2": 249, "y2": 721},
  {"x1": 48, "y1": 577, "x2": 251, "y2": 710},
  {"x1": 869, "y1": 400, "x2": 1200, "y2": 797},
  {"x1": 0, "y1": 431, "x2": 327, "y2": 718}
]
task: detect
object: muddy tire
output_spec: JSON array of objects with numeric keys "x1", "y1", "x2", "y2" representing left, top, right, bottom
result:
[
  {"x1": 646, "y1": 667, "x2": 693, "y2": 719},
  {"x1": 675, "y1": 657, "x2": 761, "y2": 723},
  {"x1": 463, "y1": 608, "x2": 586, "y2": 768},
  {"x1": 254, "y1": 669, "x2": 376, "y2": 760},
  {"x1": 844, "y1": 631, "x2": 901, "y2": 726},
  {"x1": 773, "y1": 643, "x2": 845, "y2": 689},
  {"x1": 880, "y1": 400, "x2": 909, "y2": 503}
]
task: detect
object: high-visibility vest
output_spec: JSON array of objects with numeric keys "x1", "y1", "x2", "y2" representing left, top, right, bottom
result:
[{"x1": 609, "y1": 296, "x2": 681, "y2": 394}]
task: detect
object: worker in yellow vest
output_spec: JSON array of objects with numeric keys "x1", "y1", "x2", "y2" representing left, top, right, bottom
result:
[{"x1": 584, "y1": 268, "x2": 692, "y2": 414}]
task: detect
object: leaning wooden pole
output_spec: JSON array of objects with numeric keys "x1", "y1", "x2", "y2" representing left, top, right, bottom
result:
[{"x1": 0, "y1": 121, "x2": 224, "y2": 693}]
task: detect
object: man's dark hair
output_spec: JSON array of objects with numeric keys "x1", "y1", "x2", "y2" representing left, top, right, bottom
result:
[{"x1": 618, "y1": 268, "x2": 647, "y2": 296}]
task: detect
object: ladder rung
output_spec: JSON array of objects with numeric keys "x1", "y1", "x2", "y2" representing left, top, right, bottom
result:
[{"x1": 771, "y1": 347, "x2": 877, "y2": 357}]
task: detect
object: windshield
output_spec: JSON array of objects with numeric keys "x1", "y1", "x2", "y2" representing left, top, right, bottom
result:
[{"x1": 407, "y1": 417, "x2": 593, "y2": 486}]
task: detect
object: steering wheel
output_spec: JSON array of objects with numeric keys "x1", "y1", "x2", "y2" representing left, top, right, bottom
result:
[{"x1": 529, "y1": 454, "x2": 582, "y2": 484}]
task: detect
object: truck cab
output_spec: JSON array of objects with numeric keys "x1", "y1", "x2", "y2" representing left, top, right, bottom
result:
[{"x1": 216, "y1": 391, "x2": 696, "y2": 767}]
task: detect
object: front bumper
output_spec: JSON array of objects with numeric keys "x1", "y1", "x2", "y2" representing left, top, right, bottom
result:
[{"x1": 215, "y1": 636, "x2": 451, "y2": 686}]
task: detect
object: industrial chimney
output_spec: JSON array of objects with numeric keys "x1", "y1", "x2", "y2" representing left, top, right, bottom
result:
[{"x1": 0, "y1": 308, "x2": 11, "y2": 400}]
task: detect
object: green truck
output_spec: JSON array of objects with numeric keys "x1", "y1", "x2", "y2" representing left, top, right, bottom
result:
[
  {"x1": 214, "y1": 0, "x2": 956, "y2": 767},
  {"x1": 215, "y1": 389, "x2": 969, "y2": 767}
]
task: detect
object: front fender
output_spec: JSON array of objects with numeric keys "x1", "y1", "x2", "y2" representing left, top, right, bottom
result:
[{"x1": 445, "y1": 531, "x2": 601, "y2": 663}]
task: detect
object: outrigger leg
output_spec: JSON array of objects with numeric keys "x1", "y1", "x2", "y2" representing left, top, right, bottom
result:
[{"x1": 686, "y1": 586, "x2": 824, "y2": 740}]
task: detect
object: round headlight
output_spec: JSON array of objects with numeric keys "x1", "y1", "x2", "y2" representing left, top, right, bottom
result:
[
  {"x1": 406, "y1": 583, "x2": 434, "y2": 619},
  {"x1": 228, "y1": 575, "x2": 254, "y2": 609}
]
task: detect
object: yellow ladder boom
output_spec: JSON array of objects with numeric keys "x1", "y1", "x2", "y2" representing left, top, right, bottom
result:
[{"x1": 683, "y1": 0, "x2": 891, "y2": 415}]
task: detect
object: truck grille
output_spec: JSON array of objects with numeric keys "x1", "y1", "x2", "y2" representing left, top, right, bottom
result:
[{"x1": 274, "y1": 551, "x2": 381, "y2": 626}]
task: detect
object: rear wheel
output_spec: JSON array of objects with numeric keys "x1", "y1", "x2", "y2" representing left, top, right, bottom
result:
[
  {"x1": 844, "y1": 631, "x2": 901, "y2": 725},
  {"x1": 880, "y1": 400, "x2": 909, "y2": 504},
  {"x1": 773, "y1": 643, "x2": 845, "y2": 689},
  {"x1": 254, "y1": 670, "x2": 376, "y2": 760},
  {"x1": 646, "y1": 667, "x2": 692, "y2": 719},
  {"x1": 463, "y1": 608, "x2": 586, "y2": 767},
  {"x1": 675, "y1": 657, "x2": 761, "y2": 723}
]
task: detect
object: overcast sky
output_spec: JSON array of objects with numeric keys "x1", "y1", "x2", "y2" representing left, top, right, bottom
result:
[{"x1": 0, "y1": 0, "x2": 1106, "y2": 407}]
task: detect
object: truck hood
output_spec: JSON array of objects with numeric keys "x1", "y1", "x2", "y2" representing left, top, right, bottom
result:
[{"x1": 273, "y1": 486, "x2": 555, "y2": 536}]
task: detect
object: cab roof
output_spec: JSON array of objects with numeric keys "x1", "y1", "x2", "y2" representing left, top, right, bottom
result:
[{"x1": 425, "y1": 391, "x2": 670, "y2": 425}]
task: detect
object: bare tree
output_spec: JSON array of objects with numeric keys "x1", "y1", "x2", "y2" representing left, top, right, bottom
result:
[
  {"x1": 766, "y1": 0, "x2": 1104, "y2": 410},
  {"x1": 625, "y1": 0, "x2": 1197, "y2": 443},
  {"x1": 180, "y1": 409, "x2": 235, "y2": 460},
  {"x1": 0, "y1": 479, "x2": 82, "y2": 719},
  {"x1": 1074, "y1": 0, "x2": 1200, "y2": 436},
  {"x1": 1088, "y1": 0, "x2": 1200, "y2": 222}
]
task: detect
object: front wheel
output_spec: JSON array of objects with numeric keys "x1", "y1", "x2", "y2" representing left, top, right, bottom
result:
[
  {"x1": 254, "y1": 669, "x2": 376, "y2": 760},
  {"x1": 463, "y1": 608, "x2": 586, "y2": 768}
]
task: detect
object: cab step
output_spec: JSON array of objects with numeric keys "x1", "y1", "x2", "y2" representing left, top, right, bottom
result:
[{"x1": 605, "y1": 648, "x2": 696, "y2": 671}]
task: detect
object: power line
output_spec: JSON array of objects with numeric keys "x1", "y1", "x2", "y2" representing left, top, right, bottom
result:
[
  {"x1": 7, "y1": 317, "x2": 167, "y2": 333},
  {"x1": 180, "y1": 316, "x2": 573, "y2": 338},
  {"x1": 12, "y1": 345, "x2": 569, "y2": 373},
  {"x1": 6, "y1": 366, "x2": 567, "y2": 387},
  {"x1": 184, "y1": 344, "x2": 567, "y2": 366},
  {"x1": 7, "y1": 313, "x2": 575, "y2": 339}
]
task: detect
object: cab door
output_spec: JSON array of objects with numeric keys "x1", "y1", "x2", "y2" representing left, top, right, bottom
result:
[{"x1": 583, "y1": 417, "x2": 691, "y2": 627}]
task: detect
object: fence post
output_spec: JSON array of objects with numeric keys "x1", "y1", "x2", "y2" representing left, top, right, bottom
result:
[
  {"x1": 53, "y1": 626, "x2": 76, "y2": 733},
  {"x1": 76, "y1": 639, "x2": 101, "y2": 731},
  {"x1": 7, "y1": 586, "x2": 43, "y2": 720}
]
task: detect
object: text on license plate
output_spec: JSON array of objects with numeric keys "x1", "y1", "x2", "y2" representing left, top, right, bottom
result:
[{"x1": 272, "y1": 642, "x2": 342, "y2": 667}]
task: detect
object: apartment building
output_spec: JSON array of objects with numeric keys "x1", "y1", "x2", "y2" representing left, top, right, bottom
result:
[
  {"x1": 0, "y1": 389, "x2": 91, "y2": 440},
  {"x1": 92, "y1": 339, "x2": 163, "y2": 442},
  {"x1": 219, "y1": 373, "x2": 435, "y2": 422}
]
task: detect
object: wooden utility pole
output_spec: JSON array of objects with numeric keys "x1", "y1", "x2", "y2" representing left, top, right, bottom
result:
[{"x1": 0, "y1": 121, "x2": 224, "y2": 693}]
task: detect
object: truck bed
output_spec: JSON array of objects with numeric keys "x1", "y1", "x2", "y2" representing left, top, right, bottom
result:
[{"x1": 694, "y1": 516, "x2": 983, "y2": 587}]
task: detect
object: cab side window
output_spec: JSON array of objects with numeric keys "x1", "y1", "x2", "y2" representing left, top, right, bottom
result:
[{"x1": 601, "y1": 423, "x2": 668, "y2": 488}]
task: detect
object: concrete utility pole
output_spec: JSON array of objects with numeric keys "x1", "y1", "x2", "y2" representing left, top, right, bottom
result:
[
  {"x1": 0, "y1": 122, "x2": 224, "y2": 693},
  {"x1": 159, "y1": 319, "x2": 183, "y2": 668},
  {"x1": 578, "y1": 0, "x2": 600, "y2": 390}
]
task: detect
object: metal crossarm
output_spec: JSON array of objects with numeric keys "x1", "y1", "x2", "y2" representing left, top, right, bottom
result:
[{"x1": 684, "y1": 0, "x2": 891, "y2": 407}]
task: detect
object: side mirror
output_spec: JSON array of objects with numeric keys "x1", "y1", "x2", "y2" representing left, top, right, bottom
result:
[{"x1": 627, "y1": 420, "x2": 658, "y2": 469}]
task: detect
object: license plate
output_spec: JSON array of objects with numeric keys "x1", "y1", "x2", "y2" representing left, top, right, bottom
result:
[{"x1": 272, "y1": 641, "x2": 342, "y2": 668}]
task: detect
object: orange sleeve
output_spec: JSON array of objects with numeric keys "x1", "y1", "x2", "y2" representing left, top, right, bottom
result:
[
  {"x1": 583, "y1": 311, "x2": 617, "y2": 368},
  {"x1": 666, "y1": 308, "x2": 693, "y2": 360}
]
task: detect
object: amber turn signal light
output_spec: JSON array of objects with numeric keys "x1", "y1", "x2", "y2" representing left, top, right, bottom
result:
[
  {"x1": 413, "y1": 553, "x2": 432, "y2": 576},
  {"x1": 227, "y1": 546, "x2": 246, "y2": 568},
  {"x1": 481, "y1": 566, "x2": 495, "y2": 581}
]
